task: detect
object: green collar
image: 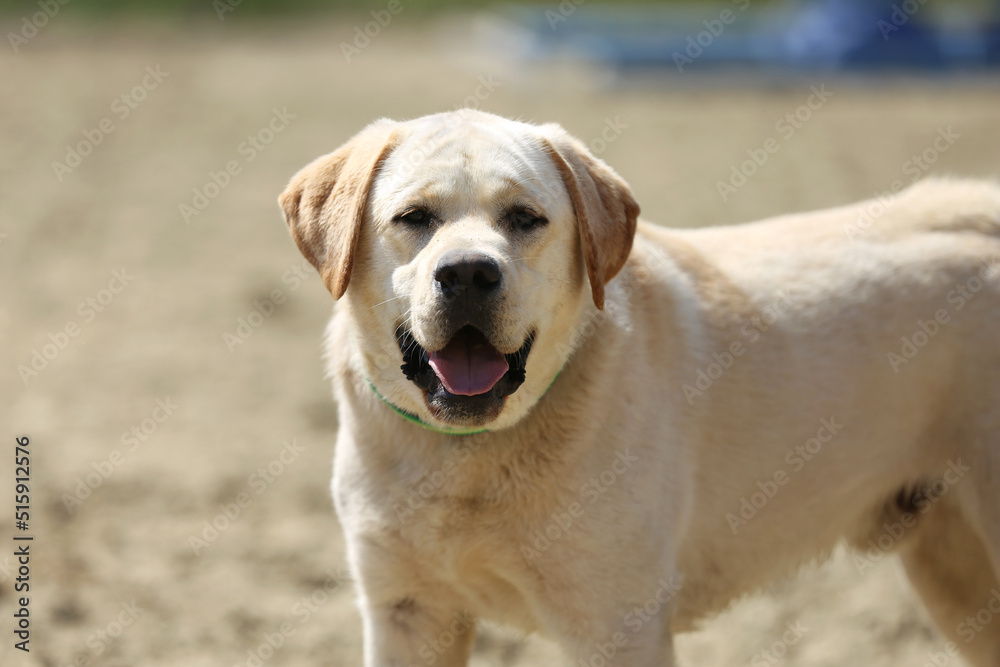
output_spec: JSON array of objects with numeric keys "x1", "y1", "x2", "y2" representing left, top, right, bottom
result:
[
  {"x1": 366, "y1": 371, "x2": 561, "y2": 436},
  {"x1": 366, "y1": 380, "x2": 490, "y2": 435}
]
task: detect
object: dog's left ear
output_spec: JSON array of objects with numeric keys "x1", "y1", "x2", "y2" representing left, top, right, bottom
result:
[
  {"x1": 540, "y1": 125, "x2": 640, "y2": 309},
  {"x1": 278, "y1": 119, "x2": 399, "y2": 299}
]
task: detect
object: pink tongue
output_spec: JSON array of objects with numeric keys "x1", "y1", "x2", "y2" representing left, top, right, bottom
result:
[{"x1": 427, "y1": 329, "x2": 509, "y2": 396}]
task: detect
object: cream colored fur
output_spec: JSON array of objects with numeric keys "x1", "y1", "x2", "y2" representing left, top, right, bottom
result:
[{"x1": 279, "y1": 109, "x2": 1000, "y2": 666}]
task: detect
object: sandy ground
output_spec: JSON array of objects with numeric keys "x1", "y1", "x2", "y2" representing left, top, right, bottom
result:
[{"x1": 2, "y1": 13, "x2": 999, "y2": 667}]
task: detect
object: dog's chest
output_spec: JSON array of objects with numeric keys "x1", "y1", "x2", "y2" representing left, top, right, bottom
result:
[
  {"x1": 391, "y1": 466, "x2": 548, "y2": 629},
  {"x1": 398, "y1": 479, "x2": 527, "y2": 566}
]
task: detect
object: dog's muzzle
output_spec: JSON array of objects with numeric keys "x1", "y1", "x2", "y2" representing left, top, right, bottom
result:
[{"x1": 397, "y1": 326, "x2": 534, "y2": 426}]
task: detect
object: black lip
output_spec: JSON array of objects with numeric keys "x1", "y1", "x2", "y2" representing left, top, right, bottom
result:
[{"x1": 397, "y1": 326, "x2": 534, "y2": 426}]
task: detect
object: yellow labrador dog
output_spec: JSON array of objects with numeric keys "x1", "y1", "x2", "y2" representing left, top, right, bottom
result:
[{"x1": 279, "y1": 109, "x2": 1000, "y2": 666}]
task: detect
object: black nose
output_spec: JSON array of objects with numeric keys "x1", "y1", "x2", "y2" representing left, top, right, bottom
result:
[{"x1": 434, "y1": 251, "x2": 502, "y2": 299}]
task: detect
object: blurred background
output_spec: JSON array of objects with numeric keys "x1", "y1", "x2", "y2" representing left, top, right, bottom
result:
[{"x1": 1, "y1": 0, "x2": 999, "y2": 665}]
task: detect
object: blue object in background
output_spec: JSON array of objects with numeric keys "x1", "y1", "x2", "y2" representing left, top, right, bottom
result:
[{"x1": 507, "y1": 0, "x2": 1000, "y2": 73}]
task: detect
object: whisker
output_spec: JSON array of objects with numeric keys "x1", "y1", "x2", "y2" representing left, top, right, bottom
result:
[{"x1": 371, "y1": 295, "x2": 405, "y2": 310}]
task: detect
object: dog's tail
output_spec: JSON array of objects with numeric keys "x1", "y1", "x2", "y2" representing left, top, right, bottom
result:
[{"x1": 883, "y1": 177, "x2": 1000, "y2": 238}]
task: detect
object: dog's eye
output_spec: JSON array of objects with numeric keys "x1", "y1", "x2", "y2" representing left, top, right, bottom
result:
[
  {"x1": 508, "y1": 207, "x2": 547, "y2": 233},
  {"x1": 395, "y1": 208, "x2": 432, "y2": 227}
]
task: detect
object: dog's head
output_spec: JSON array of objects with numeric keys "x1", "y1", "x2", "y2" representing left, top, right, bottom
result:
[{"x1": 279, "y1": 110, "x2": 638, "y2": 431}]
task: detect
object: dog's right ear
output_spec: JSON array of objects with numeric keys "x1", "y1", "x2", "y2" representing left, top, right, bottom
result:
[
  {"x1": 278, "y1": 119, "x2": 399, "y2": 299},
  {"x1": 539, "y1": 124, "x2": 640, "y2": 310}
]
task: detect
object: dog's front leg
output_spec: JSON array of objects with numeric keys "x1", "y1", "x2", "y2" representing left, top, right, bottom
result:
[
  {"x1": 356, "y1": 589, "x2": 476, "y2": 667},
  {"x1": 546, "y1": 572, "x2": 679, "y2": 667},
  {"x1": 564, "y1": 624, "x2": 674, "y2": 667}
]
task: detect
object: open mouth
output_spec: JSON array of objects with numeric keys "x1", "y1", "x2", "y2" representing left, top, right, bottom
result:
[{"x1": 397, "y1": 325, "x2": 534, "y2": 424}]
